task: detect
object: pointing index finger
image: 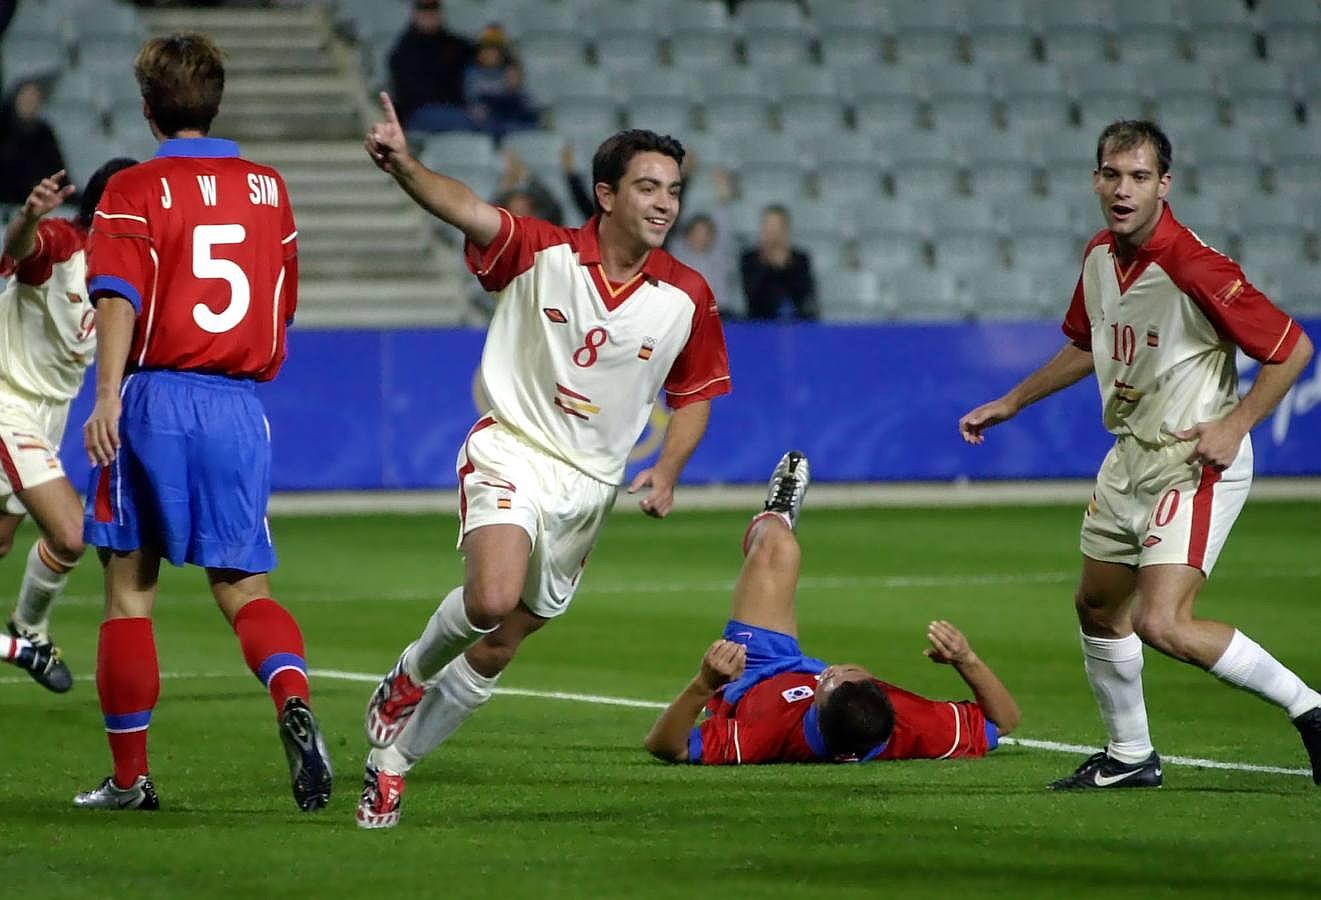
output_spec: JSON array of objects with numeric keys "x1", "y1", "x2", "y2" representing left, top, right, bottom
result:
[{"x1": 379, "y1": 91, "x2": 401, "y2": 127}]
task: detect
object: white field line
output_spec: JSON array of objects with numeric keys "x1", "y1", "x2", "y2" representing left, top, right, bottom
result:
[
  {"x1": 3, "y1": 667, "x2": 1308, "y2": 777},
  {"x1": 43, "y1": 565, "x2": 1321, "y2": 609}
]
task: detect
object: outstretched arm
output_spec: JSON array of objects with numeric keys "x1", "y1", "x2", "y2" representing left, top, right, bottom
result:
[
  {"x1": 364, "y1": 91, "x2": 503, "y2": 247},
  {"x1": 645, "y1": 639, "x2": 746, "y2": 762},
  {"x1": 958, "y1": 341, "x2": 1093, "y2": 445},
  {"x1": 924, "y1": 620, "x2": 1020, "y2": 735},
  {"x1": 2, "y1": 170, "x2": 75, "y2": 262}
]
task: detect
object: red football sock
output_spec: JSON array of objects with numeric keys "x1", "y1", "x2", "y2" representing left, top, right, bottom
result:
[
  {"x1": 96, "y1": 617, "x2": 160, "y2": 789},
  {"x1": 232, "y1": 598, "x2": 310, "y2": 715}
]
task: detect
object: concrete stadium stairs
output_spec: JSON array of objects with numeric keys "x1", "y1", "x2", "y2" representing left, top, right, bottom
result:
[{"x1": 142, "y1": 3, "x2": 471, "y2": 327}]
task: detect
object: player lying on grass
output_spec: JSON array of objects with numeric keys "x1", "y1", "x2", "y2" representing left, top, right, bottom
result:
[{"x1": 645, "y1": 451, "x2": 1020, "y2": 765}]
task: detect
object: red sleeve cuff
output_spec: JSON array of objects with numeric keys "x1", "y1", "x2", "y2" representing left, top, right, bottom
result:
[
  {"x1": 665, "y1": 376, "x2": 731, "y2": 409},
  {"x1": 463, "y1": 208, "x2": 515, "y2": 278}
]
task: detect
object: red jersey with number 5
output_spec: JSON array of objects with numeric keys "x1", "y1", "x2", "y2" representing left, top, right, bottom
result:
[{"x1": 86, "y1": 137, "x2": 298, "y2": 382}]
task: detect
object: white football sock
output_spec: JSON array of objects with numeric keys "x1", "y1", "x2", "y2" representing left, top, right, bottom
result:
[
  {"x1": 372, "y1": 653, "x2": 498, "y2": 775},
  {"x1": 1, "y1": 633, "x2": 28, "y2": 661},
  {"x1": 402, "y1": 587, "x2": 493, "y2": 683},
  {"x1": 1081, "y1": 631, "x2": 1154, "y2": 763},
  {"x1": 1210, "y1": 630, "x2": 1321, "y2": 720},
  {"x1": 14, "y1": 541, "x2": 72, "y2": 639}
]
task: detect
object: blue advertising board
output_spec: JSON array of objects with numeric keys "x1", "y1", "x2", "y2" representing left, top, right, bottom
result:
[{"x1": 57, "y1": 320, "x2": 1321, "y2": 492}]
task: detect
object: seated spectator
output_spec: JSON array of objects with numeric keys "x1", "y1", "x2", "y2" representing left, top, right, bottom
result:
[
  {"x1": 560, "y1": 141, "x2": 595, "y2": 223},
  {"x1": 464, "y1": 25, "x2": 540, "y2": 142},
  {"x1": 669, "y1": 168, "x2": 739, "y2": 318},
  {"x1": 0, "y1": 81, "x2": 68, "y2": 206},
  {"x1": 389, "y1": 0, "x2": 476, "y2": 133},
  {"x1": 493, "y1": 149, "x2": 562, "y2": 225},
  {"x1": 740, "y1": 204, "x2": 818, "y2": 321}
]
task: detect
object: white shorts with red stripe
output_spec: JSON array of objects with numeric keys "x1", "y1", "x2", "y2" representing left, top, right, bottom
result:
[
  {"x1": 456, "y1": 415, "x2": 617, "y2": 619},
  {"x1": 1080, "y1": 433, "x2": 1252, "y2": 576},
  {"x1": 0, "y1": 382, "x2": 71, "y2": 515}
]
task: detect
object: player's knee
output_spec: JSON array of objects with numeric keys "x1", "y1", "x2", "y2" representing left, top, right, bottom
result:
[
  {"x1": 747, "y1": 523, "x2": 799, "y2": 571},
  {"x1": 1131, "y1": 608, "x2": 1182, "y2": 657},
  {"x1": 42, "y1": 529, "x2": 86, "y2": 565},
  {"x1": 463, "y1": 584, "x2": 519, "y2": 630}
]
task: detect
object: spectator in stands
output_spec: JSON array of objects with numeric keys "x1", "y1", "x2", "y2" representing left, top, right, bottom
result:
[
  {"x1": 0, "y1": 81, "x2": 68, "y2": 207},
  {"x1": 464, "y1": 25, "x2": 539, "y2": 143},
  {"x1": 670, "y1": 168, "x2": 740, "y2": 318},
  {"x1": 560, "y1": 141, "x2": 596, "y2": 223},
  {"x1": 389, "y1": 0, "x2": 475, "y2": 133},
  {"x1": 493, "y1": 149, "x2": 562, "y2": 225},
  {"x1": 740, "y1": 204, "x2": 818, "y2": 321}
]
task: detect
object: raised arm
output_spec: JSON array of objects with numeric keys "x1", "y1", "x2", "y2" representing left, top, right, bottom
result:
[
  {"x1": 2, "y1": 170, "x2": 75, "y2": 263},
  {"x1": 924, "y1": 620, "x2": 1020, "y2": 735},
  {"x1": 958, "y1": 340, "x2": 1094, "y2": 445},
  {"x1": 645, "y1": 639, "x2": 746, "y2": 762},
  {"x1": 364, "y1": 91, "x2": 503, "y2": 247}
]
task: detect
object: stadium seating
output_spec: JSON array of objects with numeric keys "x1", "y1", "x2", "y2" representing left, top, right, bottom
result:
[{"x1": 22, "y1": 0, "x2": 1307, "y2": 325}]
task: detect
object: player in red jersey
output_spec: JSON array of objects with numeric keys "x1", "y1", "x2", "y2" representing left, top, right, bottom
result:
[
  {"x1": 644, "y1": 451, "x2": 1021, "y2": 765},
  {"x1": 959, "y1": 120, "x2": 1320, "y2": 789},
  {"x1": 73, "y1": 34, "x2": 331, "y2": 813}
]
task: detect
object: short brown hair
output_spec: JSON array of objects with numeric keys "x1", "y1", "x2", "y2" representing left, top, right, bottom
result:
[
  {"x1": 134, "y1": 33, "x2": 226, "y2": 136},
  {"x1": 1096, "y1": 120, "x2": 1172, "y2": 176},
  {"x1": 591, "y1": 129, "x2": 685, "y2": 215}
]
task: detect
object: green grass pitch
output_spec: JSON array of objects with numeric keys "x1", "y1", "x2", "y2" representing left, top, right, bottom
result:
[{"x1": 1, "y1": 501, "x2": 1318, "y2": 899}]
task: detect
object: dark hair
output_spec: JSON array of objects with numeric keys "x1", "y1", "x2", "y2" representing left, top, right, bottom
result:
[
  {"x1": 761, "y1": 204, "x2": 791, "y2": 226},
  {"x1": 819, "y1": 679, "x2": 895, "y2": 758},
  {"x1": 78, "y1": 158, "x2": 139, "y2": 226},
  {"x1": 590, "y1": 129, "x2": 685, "y2": 215},
  {"x1": 1096, "y1": 120, "x2": 1172, "y2": 176},
  {"x1": 135, "y1": 33, "x2": 226, "y2": 137}
]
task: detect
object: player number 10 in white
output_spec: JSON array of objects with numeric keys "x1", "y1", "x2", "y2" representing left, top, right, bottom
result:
[{"x1": 192, "y1": 223, "x2": 250, "y2": 334}]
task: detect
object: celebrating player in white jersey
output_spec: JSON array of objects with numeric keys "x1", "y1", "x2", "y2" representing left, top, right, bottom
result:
[
  {"x1": 356, "y1": 93, "x2": 730, "y2": 828},
  {"x1": 0, "y1": 160, "x2": 135, "y2": 692},
  {"x1": 959, "y1": 120, "x2": 1319, "y2": 790}
]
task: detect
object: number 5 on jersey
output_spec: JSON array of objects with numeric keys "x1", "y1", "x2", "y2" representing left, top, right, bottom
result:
[{"x1": 192, "y1": 223, "x2": 249, "y2": 334}]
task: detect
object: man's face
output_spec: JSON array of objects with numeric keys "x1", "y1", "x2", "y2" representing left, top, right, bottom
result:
[
  {"x1": 759, "y1": 210, "x2": 790, "y2": 252},
  {"x1": 1093, "y1": 139, "x2": 1170, "y2": 244},
  {"x1": 812, "y1": 664, "x2": 874, "y2": 710},
  {"x1": 598, "y1": 151, "x2": 682, "y2": 250},
  {"x1": 412, "y1": 5, "x2": 442, "y2": 34}
]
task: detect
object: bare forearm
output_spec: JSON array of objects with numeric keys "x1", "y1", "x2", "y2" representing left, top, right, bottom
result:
[
  {"x1": 93, "y1": 297, "x2": 137, "y2": 398},
  {"x1": 1003, "y1": 342, "x2": 1094, "y2": 412},
  {"x1": 654, "y1": 400, "x2": 710, "y2": 484},
  {"x1": 390, "y1": 155, "x2": 500, "y2": 246},
  {"x1": 644, "y1": 679, "x2": 715, "y2": 762},
  {"x1": 2, "y1": 208, "x2": 40, "y2": 261},
  {"x1": 1225, "y1": 331, "x2": 1314, "y2": 434},
  {"x1": 954, "y1": 656, "x2": 1020, "y2": 735}
]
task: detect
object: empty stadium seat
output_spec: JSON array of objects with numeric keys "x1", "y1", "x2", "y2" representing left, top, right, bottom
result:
[
  {"x1": 1187, "y1": 28, "x2": 1260, "y2": 65},
  {"x1": 594, "y1": 35, "x2": 663, "y2": 73},
  {"x1": 961, "y1": 131, "x2": 1038, "y2": 199},
  {"x1": 1222, "y1": 64, "x2": 1300, "y2": 132},
  {"x1": 964, "y1": 0, "x2": 1036, "y2": 65},
  {"x1": 743, "y1": 32, "x2": 815, "y2": 68},
  {"x1": 886, "y1": 269, "x2": 966, "y2": 321},
  {"x1": 626, "y1": 98, "x2": 694, "y2": 136},
  {"x1": 844, "y1": 63, "x2": 924, "y2": 133},
  {"x1": 992, "y1": 63, "x2": 1072, "y2": 132},
  {"x1": 889, "y1": 3, "x2": 963, "y2": 66},
  {"x1": 967, "y1": 269, "x2": 1048, "y2": 320},
  {"x1": 817, "y1": 269, "x2": 889, "y2": 322},
  {"x1": 1039, "y1": 3, "x2": 1111, "y2": 64},
  {"x1": 668, "y1": 32, "x2": 739, "y2": 69},
  {"x1": 925, "y1": 64, "x2": 998, "y2": 134},
  {"x1": 1265, "y1": 126, "x2": 1321, "y2": 198},
  {"x1": 1275, "y1": 264, "x2": 1321, "y2": 314},
  {"x1": 882, "y1": 132, "x2": 961, "y2": 200}
]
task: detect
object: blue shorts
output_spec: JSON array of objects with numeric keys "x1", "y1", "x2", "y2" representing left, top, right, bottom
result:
[
  {"x1": 719, "y1": 619, "x2": 827, "y2": 706},
  {"x1": 84, "y1": 370, "x2": 277, "y2": 573}
]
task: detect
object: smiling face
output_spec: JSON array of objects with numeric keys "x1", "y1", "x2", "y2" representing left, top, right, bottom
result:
[
  {"x1": 1093, "y1": 138, "x2": 1171, "y2": 251},
  {"x1": 597, "y1": 150, "x2": 682, "y2": 251}
]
